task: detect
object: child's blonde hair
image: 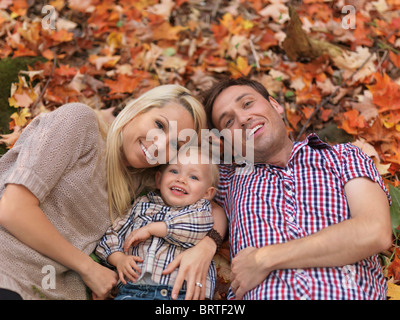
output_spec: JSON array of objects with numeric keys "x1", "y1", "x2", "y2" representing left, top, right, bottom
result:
[
  {"x1": 159, "y1": 144, "x2": 220, "y2": 191},
  {"x1": 106, "y1": 85, "x2": 207, "y2": 220}
]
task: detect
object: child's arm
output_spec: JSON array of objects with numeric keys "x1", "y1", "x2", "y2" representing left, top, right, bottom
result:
[
  {"x1": 95, "y1": 201, "x2": 140, "y2": 264},
  {"x1": 163, "y1": 200, "x2": 214, "y2": 248},
  {"x1": 123, "y1": 222, "x2": 167, "y2": 252}
]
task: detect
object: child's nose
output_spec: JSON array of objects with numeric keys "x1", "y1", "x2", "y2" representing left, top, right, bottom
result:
[{"x1": 176, "y1": 175, "x2": 186, "y2": 184}]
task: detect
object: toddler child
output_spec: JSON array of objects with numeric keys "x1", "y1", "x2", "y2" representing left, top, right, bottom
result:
[{"x1": 95, "y1": 146, "x2": 219, "y2": 300}]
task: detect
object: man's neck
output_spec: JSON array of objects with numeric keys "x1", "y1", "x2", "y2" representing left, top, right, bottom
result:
[{"x1": 262, "y1": 139, "x2": 293, "y2": 168}]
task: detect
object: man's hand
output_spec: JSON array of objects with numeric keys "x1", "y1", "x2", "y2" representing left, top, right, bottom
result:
[{"x1": 230, "y1": 246, "x2": 271, "y2": 300}]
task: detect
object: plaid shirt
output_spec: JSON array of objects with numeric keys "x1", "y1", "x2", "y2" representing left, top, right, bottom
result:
[
  {"x1": 216, "y1": 134, "x2": 390, "y2": 300},
  {"x1": 96, "y1": 191, "x2": 216, "y2": 298}
]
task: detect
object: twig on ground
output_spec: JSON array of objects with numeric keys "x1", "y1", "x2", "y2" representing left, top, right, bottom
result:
[{"x1": 31, "y1": 51, "x2": 57, "y2": 111}]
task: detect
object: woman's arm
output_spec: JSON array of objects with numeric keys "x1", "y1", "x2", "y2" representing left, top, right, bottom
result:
[
  {"x1": 0, "y1": 184, "x2": 118, "y2": 299},
  {"x1": 162, "y1": 201, "x2": 228, "y2": 300}
]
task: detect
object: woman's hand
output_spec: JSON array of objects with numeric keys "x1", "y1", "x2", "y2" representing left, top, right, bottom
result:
[
  {"x1": 79, "y1": 259, "x2": 119, "y2": 300},
  {"x1": 162, "y1": 236, "x2": 216, "y2": 300}
]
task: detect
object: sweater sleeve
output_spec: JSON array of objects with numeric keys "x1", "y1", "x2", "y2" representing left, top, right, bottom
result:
[
  {"x1": 163, "y1": 199, "x2": 214, "y2": 248},
  {"x1": 4, "y1": 103, "x2": 100, "y2": 203},
  {"x1": 95, "y1": 205, "x2": 136, "y2": 264}
]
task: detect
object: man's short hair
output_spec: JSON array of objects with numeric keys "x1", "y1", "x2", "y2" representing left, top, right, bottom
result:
[{"x1": 201, "y1": 77, "x2": 271, "y2": 129}]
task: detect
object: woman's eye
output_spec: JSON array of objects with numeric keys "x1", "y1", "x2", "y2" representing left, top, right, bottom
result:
[{"x1": 155, "y1": 120, "x2": 164, "y2": 129}]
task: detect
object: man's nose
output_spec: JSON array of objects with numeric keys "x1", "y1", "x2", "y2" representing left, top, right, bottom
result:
[{"x1": 239, "y1": 115, "x2": 252, "y2": 127}]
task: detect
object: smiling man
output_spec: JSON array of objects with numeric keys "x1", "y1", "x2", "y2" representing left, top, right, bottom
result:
[{"x1": 202, "y1": 77, "x2": 392, "y2": 300}]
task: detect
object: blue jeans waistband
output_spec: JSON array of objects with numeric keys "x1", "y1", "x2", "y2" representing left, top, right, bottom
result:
[{"x1": 115, "y1": 283, "x2": 186, "y2": 300}]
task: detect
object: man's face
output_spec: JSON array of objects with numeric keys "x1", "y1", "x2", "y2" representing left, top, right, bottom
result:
[{"x1": 211, "y1": 85, "x2": 287, "y2": 163}]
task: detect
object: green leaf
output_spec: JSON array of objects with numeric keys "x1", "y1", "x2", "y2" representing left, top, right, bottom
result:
[
  {"x1": 285, "y1": 90, "x2": 294, "y2": 98},
  {"x1": 389, "y1": 184, "x2": 400, "y2": 236}
]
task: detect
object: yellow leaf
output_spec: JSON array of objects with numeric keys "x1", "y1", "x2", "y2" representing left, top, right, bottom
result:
[
  {"x1": 387, "y1": 282, "x2": 400, "y2": 300},
  {"x1": 8, "y1": 96, "x2": 18, "y2": 108},
  {"x1": 383, "y1": 120, "x2": 395, "y2": 129},
  {"x1": 10, "y1": 108, "x2": 31, "y2": 127},
  {"x1": 236, "y1": 56, "x2": 251, "y2": 75},
  {"x1": 242, "y1": 20, "x2": 254, "y2": 30}
]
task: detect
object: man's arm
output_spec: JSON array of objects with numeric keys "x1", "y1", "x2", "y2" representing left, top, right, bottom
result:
[{"x1": 230, "y1": 177, "x2": 392, "y2": 299}]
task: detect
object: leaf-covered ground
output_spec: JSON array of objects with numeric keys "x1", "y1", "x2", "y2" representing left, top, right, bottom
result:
[{"x1": 1, "y1": 0, "x2": 400, "y2": 299}]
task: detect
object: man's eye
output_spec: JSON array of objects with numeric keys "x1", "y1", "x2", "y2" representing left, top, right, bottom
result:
[
  {"x1": 243, "y1": 101, "x2": 253, "y2": 108},
  {"x1": 225, "y1": 119, "x2": 233, "y2": 128}
]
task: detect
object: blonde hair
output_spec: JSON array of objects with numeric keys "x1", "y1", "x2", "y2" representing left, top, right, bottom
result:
[
  {"x1": 158, "y1": 144, "x2": 220, "y2": 190},
  {"x1": 106, "y1": 85, "x2": 207, "y2": 220}
]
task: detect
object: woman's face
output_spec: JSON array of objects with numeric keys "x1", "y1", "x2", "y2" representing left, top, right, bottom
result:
[{"x1": 121, "y1": 103, "x2": 195, "y2": 169}]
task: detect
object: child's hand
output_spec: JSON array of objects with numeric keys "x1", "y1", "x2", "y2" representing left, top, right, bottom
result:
[
  {"x1": 109, "y1": 252, "x2": 143, "y2": 285},
  {"x1": 123, "y1": 226, "x2": 152, "y2": 252}
]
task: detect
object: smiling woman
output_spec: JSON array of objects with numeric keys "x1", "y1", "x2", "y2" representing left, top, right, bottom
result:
[{"x1": 106, "y1": 84, "x2": 207, "y2": 222}]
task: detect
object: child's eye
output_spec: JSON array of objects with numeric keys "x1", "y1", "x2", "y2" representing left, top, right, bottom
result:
[
  {"x1": 170, "y1": 140, "x2": 178, "y2": 150},
  {"x1": 190, "y1": 175, "x2": 199, "y2": 180},
  {"x1": 169, "y1": 169, "x2": 178, "y2": 174}
]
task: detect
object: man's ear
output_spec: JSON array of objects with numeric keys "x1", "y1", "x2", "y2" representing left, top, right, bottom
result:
[
  {"x1": 155, "y1": 171, "x2": 162, "y2": 189},
  {"x1": 203, "y1": 187, "x2": 216, "y2": 200},
  {"x1": 268, "y1": 97, "x2": 284, "y2": 115}
]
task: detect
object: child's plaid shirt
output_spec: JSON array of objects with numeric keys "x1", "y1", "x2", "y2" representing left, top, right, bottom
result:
[{"x1": 96, "y1": 191, "x2": 216, "y2": 298}]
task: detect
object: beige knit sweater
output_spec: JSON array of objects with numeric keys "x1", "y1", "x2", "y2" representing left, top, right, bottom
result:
[{"x1": 0, "y1": 103, "x2": 112, "y2": 300}]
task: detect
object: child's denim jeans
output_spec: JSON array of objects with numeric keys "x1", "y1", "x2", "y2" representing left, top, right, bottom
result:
[{"x1": 115, "y1": 282, "x2": 186, "y2": 300}]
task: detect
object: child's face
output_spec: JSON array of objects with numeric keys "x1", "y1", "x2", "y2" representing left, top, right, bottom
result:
[{"x1": 155, "y1": 152, "x2": 216, "y2": 207}]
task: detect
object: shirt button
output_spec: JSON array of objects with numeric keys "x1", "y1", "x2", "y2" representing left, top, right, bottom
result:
[
  {"x1": 288, "y1": 216, "x2": 294, "y2": 222},
  {"x1": 160, "y1": 289, "x2": 168, "y2": 297},
  {"x1": 287, "y1": 190, "x2": 293, "y2": 196}
]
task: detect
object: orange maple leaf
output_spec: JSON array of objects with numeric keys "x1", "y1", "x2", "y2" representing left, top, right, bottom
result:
[
  {"x1": 388, "y1": 247, "x2": 400, "y2": 281},
  {"x1": 367, "y1": 72, "x2": 400, "y2": 112},
  {"x1": 389, "y1": 51, "x2": 400, "y2": 69},
  {"x1": 104, "y1": 74, "x2": 140, "y2": 95},
  {"x1": 339, "y1": 109, "x2": 366, "y2": 135}
]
